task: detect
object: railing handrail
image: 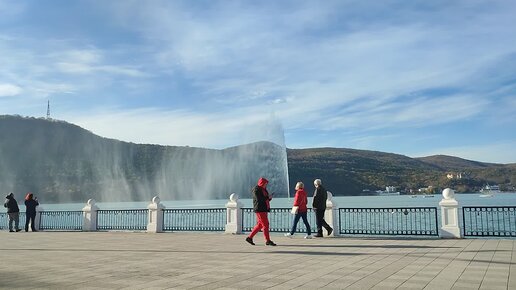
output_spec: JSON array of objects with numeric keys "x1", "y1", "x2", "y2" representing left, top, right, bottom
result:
[{"x1": 163, "y1": 208, "x2": 226, "y2": 211}]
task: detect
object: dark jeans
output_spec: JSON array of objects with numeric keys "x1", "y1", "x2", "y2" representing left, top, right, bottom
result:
[
  {"x1": 25, "y1": 212, "x2": 36, "y2": 232},
  {"x1": 290, "y1": 212, "x2": 311, "y2": 235},
  {"x1": 8, "y1": 212, "x2": 20, "y2": 231},
  {"x1": 315, "y1": 209, "x2": 332, "y2": 235}
]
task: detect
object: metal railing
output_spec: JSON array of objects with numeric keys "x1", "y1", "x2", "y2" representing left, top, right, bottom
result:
[
  {"x1": 463, "y1": 206, "x2": 516, "y2": 237},
  {"x1": 1, "y1": 212, "x2": 27, "y2": 230},
  {"x1": 97, "y1": 209, "x2": 148, "y2": 231},
  {"x1": 163, "y1": 208, "x2": 226, "y2": 231},
  {"x1": 0, "y1": 212, "x2": 7, "y2": 230},
  {"x1": 339, "y1": 207, "x2": 439, "y2": 236},
  {"x1": 241, "y1": 208, "x2": 317, "y2": 233},
  {"x1": 39, "y1": 211, "x2": 83, "y2": 231}
]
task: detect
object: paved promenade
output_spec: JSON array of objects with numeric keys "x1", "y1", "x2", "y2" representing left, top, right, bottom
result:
[{"x1": 0, "y1": 231, "x2": 515, "y2": 289}]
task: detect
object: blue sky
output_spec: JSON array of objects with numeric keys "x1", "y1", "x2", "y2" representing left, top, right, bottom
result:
[{"x1": 1, "y1": 0, "x2": 516, "y2": 163}]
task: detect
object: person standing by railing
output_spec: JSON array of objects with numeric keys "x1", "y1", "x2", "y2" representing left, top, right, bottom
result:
[
  {"x1": 245, "y1": 177, "x2": 277, "y2": 246},
  {"x1": 313, "y1": 179, "x2": 333, "y2": 237},
  {"x1": 4, "y1": 193, "x2": 22, "y2": 232},
  {"x1": 24, "y1": 192, "x2": 39, "y2": 232},
  {"x1": 285, "y1": 181, "x2": 312, "y2": 239}
]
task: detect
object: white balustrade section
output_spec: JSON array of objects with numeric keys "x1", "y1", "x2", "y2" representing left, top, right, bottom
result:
[
  {"x1": 147, "y1": 196, "x2": 165, "y2": 233},
  {"x1": 439, "y1": 188, "x2": 462, "y2": 238},
  {"x1": 225, "y1": 193, "x2": 243, "y2": 234},
  {"x1": 82, "y1": 199, "x2": 99, "y2": 231},
  {"x1": 324, "y1": 191, "x2": 339, "y2": 237},
  {"x1": 34, "y1": 205, "x2": 43, "y2": 231}
]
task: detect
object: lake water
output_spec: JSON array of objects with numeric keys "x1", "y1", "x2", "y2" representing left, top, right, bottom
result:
[{"x1": 31, "y1": 192, "x2": 516, "y2": 211}]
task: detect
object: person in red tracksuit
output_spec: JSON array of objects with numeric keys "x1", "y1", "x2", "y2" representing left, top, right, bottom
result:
[{"x1": 245, "y1": 177, "x2": 277, "y2": 246}]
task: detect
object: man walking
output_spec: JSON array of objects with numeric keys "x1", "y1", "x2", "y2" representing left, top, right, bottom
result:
[{"x1": 312, "y1": 179, "x2": 333, "y2": 237}]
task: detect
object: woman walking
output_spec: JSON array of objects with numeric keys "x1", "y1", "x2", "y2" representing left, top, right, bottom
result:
[
  {"x1": 245, "y1": 177, "x2": 277, "y2": 246},
  {"x1": 24, "y1": 192, "x2": 39, "y2": 232},
  {"x1": 285, "y1": 181, "x2": 312, "y2": 239}
]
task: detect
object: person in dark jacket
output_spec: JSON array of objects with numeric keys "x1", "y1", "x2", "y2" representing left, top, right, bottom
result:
[
  {"x1": 4, "y1": 193, "x2": 21, "y2": 232},
  {"x1": 312, "y1": 179, "x2": 333, "y2": 237},
  {"x1": 245, "y1": 177, "x2": 277, "y2": 246},
  {"x1": 285, "y1": 181, "x2": 312, "y2": 238},
  {"x1": 24, "y1": 192, "x2": 39, "y2": 232}
]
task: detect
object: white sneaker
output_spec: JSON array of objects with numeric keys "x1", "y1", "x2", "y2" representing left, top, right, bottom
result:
[
  {"x1": 284, "y1": 233, "x2": 292, "y2": 238},
  {"x1": 304, "y1": 235, "x2": 313, "y2": 239}
]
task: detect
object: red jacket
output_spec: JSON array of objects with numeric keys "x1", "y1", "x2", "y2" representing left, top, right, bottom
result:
[{"x1": 293, "y1": 189, "x2": 308, "y2": 213}]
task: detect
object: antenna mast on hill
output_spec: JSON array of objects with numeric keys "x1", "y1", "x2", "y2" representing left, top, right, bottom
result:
[{"x1": 46, "y1": 100, "x2": 50, "y2": 119}]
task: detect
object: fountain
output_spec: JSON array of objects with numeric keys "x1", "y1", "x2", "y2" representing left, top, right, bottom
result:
[{"x1": 0, "y1": 115, "x2": 290, "y2": 203}]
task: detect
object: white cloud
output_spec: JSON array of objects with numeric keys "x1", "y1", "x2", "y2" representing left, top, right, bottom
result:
[
  {"x1": 64, "y1": 107, "x2": 286, "y2": 149},
  {"x1": 55, "y1": 49, "x2": 146, "y2": 77},
  {"x1": 0, "y1": 83, "x2": 21, "y2": 97}
]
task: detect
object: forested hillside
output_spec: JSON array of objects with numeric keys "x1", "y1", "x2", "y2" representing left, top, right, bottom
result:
[{"x1": 287, "y1": 148, "x2": 516, "y2": 195}]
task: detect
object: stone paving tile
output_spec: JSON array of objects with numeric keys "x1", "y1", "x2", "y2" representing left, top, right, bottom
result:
[
  {"x1": 451, "y1": 286, "x2": 480, "y2": 290},
  {"x1": 397, "y1": 282, "x2": 427, "y2": 289},
  {"x1": 371, "y1": 281, "x2": 405, "y2": 289}
]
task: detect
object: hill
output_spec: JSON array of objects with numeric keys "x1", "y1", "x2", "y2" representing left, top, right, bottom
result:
[
  {"x1": 286, "y1": 149, "x2": 516, "y2": 195},
  {"x1": 1, "y1": 115, "x2": 515, "y2": 202}
]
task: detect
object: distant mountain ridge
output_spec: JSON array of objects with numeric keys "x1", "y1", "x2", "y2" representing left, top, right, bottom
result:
[
  {"x1": 416, "y1": 155, "x2": 497, "y2": 170},
  {"x1": 1, "y1": 115, "x2": 515, "y2": 202},
  {"x1": 286, "y1": 148, "x2": 515, "y2": 195}
]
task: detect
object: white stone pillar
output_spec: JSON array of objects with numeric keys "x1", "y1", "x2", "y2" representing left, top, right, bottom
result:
[
  {"x1": 82, "y1": 199, "x2": 99, "y2": 231},
  {"x1": 225, "y1": 193, "x2": 243, "y2": 234},
  {"x1": 147, "y1": 196, "x2": 165, "y2": 233},
  {"x1": 35, "y1": 205, "x2": 43, "y2": 231},
  {"x1": 324, "y1": 191, "x2": 339, "y2": 237},
  {"x1": 439, "y1": 188, "x2": 462, "y2": 238}
]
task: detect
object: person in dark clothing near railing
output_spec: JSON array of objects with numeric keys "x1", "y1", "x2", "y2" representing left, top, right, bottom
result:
[
  {"x1": 4, "y1": 193, "x2": 22, "y2": 232},
  {"x1": 24, "y1": 192, "x2": 39, "y2": 232},
  {"x1": 245, "y1": 177, "x2": 277, "y2": 246},
  {"x1": 312, "y1": 179, "x2": 333, "y2": 237}
]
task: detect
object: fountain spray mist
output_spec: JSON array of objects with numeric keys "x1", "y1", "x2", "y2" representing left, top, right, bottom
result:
[{"x1": 87, "y1": 117, "x2": 291, "y2": 202}]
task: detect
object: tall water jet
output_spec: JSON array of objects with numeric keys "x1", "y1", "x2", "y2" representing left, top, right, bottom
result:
[{"x1": 145, "y1": 116, "x2": 290, "y2": 201}]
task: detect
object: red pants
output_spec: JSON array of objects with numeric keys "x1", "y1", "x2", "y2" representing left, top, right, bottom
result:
[{"x1": 249, "y1": 212, "x2": 270, "y2": 241}]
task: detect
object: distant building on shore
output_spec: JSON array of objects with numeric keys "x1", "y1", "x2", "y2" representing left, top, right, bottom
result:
[{"x1": 446, "y1": 172, "x2": 469, "y2": 180}]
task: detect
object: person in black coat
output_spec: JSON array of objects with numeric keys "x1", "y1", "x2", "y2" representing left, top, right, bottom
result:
[
  {"x1": 24, "y1": 192, "x2": 39, "y2": 232},
  {"x1": 4, "y1": 193, "x2": 21, "y2": 232},
  {"x1": 312, "y1": 179, "x2": 333, "y2": 237}
]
